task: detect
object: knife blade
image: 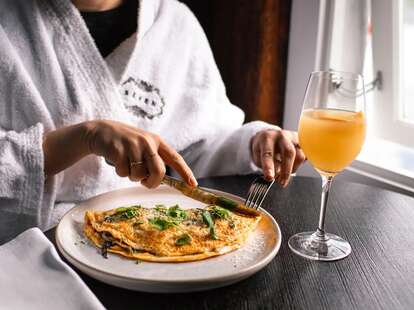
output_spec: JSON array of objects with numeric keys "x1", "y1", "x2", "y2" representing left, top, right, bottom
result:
[{"x1": 161, "y1": 175, "x2": 260, "y2": 217}]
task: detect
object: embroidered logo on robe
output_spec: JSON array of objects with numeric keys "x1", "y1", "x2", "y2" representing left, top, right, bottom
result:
[{"x1": 121, "y1": 77, "x2": 165, "y2": 119}]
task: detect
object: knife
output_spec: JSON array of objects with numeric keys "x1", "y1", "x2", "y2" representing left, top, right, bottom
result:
[
  {"x1": 105, "y1": 160, "x2": 259, "y2": 216},
  {"x1": 161, "y1": 175, "x2": 260, "y2": 217}
]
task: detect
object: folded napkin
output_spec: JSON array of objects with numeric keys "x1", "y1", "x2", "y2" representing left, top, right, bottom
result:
[{"x1": 0, "y1": 228, "x2": 105, "y2": 310}]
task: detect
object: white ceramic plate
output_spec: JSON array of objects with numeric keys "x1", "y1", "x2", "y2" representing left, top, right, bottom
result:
[{"x1": 56, "y1": 185, "x2": 281, "y2": 293}]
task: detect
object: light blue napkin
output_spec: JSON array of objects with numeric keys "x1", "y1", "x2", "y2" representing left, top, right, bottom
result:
[{"x1": 0, "y1": 228, "x2": 105, "y2": 310}]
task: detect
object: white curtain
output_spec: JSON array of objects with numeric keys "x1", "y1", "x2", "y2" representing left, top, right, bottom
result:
[{"x1": 315, "y1": 0, "x2": 369, "y2": 74}]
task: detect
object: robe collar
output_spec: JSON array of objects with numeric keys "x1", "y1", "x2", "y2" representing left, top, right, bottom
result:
[{"x1": 41, "y1": 0, "x2": 156, "y2": 119}]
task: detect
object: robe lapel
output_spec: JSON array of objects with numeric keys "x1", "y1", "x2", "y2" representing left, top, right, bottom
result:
[
  {"x1": 105, "y1": 0, "x2": 156, "y2": 84},
  {"x1": 41, "y1": 0, "x2": 129, "y2": 120}
]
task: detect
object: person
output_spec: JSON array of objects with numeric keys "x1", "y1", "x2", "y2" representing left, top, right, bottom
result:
[{"x1": 0, "y1": 0, "x2": 306, "y2": 243}]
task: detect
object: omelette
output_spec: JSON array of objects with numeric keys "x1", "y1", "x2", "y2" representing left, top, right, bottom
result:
[{"x1": 84, "y1": 204, "x2": 261, "y2": 262}]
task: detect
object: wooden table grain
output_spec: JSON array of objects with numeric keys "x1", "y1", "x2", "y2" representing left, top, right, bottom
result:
[{"x1": 46, "y1": 175, "x2": 414, "y2": 310}]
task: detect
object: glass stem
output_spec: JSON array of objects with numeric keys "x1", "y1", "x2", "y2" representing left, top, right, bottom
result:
[{"x1": 316, "y1": 175, "x2": 334, "y2": 239}]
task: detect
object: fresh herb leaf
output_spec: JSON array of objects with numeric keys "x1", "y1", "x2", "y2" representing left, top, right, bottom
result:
[
  {"x1": 167, "y1": 205, "x2": 187, "y2": 220},
  {"x1": 149, "y1": 217, "x2": 179, "y2": 231},
  {"x1": 210, "y1": 206, "x2": 230, "y2": 219},
  {"x1": 202, "y1": 210, "x2": 218, "y2": 240},
  {"x1": 202, "y1": 210, "x2": 214, "y2": 226},
  {"x1": 155, "y1": 205, "x2": 167, "y2": 214},
  {"x1": 116, "y1": 205, "x2": 141, "y2": 213},
  {"x1": 124, "y1": 209, "x2": 138, "y2": 219},
  {"x1": 216, "y1": 197, "x2": 238, "y2": 210},
  {"x1": 176, "y1": 233, "x2": 192, "y2": 246},
  {"x1": 105, "y1": 206, "x2": 140, "y2": 222},
  {"x1": 115, "y1": 207, "x2": 128, "y2": 213}
]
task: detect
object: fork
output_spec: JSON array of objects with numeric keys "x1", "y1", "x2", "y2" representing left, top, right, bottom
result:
[{"x1": 244, "y1": 176, "x2": 275, "y2": 209}]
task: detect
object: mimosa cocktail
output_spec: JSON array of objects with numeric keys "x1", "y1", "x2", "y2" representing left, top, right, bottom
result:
[
  {"x1": 298, "y1": 109, "x2": 366, "y2": 176},
  {"x1": 288, "y1": 71, "x2": 366, "y2": 261}
]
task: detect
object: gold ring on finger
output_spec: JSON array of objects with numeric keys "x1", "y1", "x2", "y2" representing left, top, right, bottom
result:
[
  {"x1": 263, "y1": 151, "x2": 273, "y2": 157},
  {"x1": 130, "y1": 161, "x2": 145, "y2": 167}
]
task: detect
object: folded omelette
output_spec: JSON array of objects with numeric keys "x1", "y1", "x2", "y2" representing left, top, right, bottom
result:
[{"x1": 84, "y1": 204, "x2": 261, "y2": 262}]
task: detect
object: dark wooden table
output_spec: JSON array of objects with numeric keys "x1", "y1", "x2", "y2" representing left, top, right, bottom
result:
[{"x1": 46, "y1": 175, "x2": 414, "y2": 310}]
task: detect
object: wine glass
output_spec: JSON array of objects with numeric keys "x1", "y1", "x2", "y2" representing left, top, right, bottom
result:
[{"x1": 288, "y1": 70, "x2": 366, "y2": 261}]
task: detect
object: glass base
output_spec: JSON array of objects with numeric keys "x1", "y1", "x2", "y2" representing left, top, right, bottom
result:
[{"x1": 288, "y1": 230, "x2": 351, "y2": 261}]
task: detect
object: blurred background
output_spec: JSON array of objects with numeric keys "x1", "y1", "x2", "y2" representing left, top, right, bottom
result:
[
  {"x1": 181, "y1": 0, "x2": 290, "y2": 126},
  {"x1": 183, "y1": 0, "x2": 414, "y2": 197}
]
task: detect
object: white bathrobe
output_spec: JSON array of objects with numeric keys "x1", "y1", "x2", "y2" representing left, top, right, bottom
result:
[{"x1": 0, "y1": 0, "x2": 277, "y2": 243}]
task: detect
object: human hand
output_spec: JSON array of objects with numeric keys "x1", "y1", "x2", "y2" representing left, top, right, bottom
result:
[
  {"x1": 250, "y1": 129, "x2": 306, "y2": 187},
  {"x1": 86, "y1": 120, "x2": 197, "y2": 188}
]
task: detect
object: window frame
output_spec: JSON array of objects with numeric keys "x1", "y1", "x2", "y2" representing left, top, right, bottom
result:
[
  {"x1": 284, "y1": 0, "x2": 414, "y2": 194},
  {"x1": 371, "y1": 0, "x2": 414, "y2": 148}
]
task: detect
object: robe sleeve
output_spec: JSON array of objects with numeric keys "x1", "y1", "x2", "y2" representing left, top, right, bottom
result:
[
  {"x1": 0, "y1": 124, "x2": 54, "y2": 244},
  {"x1": 177, "y1": 4, "x2": 281, "y2": 178}
]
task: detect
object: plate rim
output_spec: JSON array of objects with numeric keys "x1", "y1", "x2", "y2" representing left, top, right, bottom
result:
[{"x1": 55, "y1": 186, "x2": 282, "y2": 284}]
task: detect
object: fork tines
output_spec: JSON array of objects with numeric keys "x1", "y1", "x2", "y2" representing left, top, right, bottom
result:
[{"x1": 245, "y1": 176, "x2": 275, "y2": 210}]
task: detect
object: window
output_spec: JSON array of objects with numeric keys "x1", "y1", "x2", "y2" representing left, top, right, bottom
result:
[
  {"x1": 369, "y1": 0, "x2": 414, "y2": 148},
  {"x1": 350, "y1": 0, "x2": 414, "y2": 192},
  {"x1": 402, "y1": 0, "x2": 414, "y2": 123},
  {"x1": 286, "y1": 0, "x2": 414, "y2": 193}
]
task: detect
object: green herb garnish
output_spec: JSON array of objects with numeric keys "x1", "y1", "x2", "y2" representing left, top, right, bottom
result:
[
  {"x1": 105, "y1": 206, "x2": 141, "y2": 222},
  {"x1": 149, "y1": 217, "x2": 179, "y2": 231},
  {"x1": 216, "y1": 197, "x2": 238, "y2": 210},
  {"x1": 155, "y1": 205, "x2": 167, "y2": 214},
  {"x1": 202, "y1": 210, "x2": 218, "y2": 240},
  {"x1": 115, "y1": 207, "x2": 128, "y2": 213},
  {"x1": 175, "y1": 233, "x2": 192, "y2": 246},
  {"x1": 124, "y1": 208, "x2": 138, "y2": 218},
  {"x1": 210, "y1": 206, "x2": 230, "y2": 219},
  {"x1": 167, "y1": 205, "x2": 187, "y2": 220},
  {"x1": 116, "y1": 205, "x2": 141, "y2": 213}
]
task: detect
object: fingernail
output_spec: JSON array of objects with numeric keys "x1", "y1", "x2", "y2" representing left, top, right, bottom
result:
[
  {"x1": 267, "y1": 169, "x2": 275, "y2": 179},
  {"x1": 189, "y1": 177, "x2": 198, "y2": 187}
]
